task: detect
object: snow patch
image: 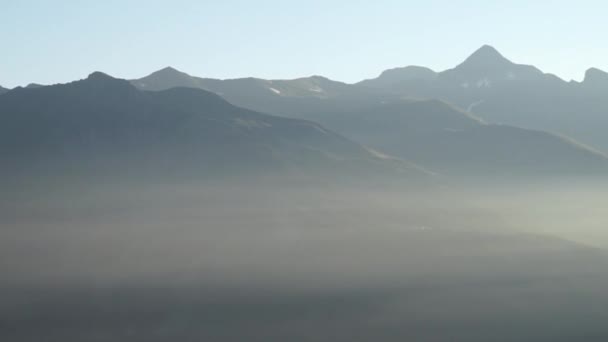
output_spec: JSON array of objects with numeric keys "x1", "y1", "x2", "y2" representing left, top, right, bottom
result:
[
  {"x1": 309, "y1": 86, "x2": 323, "y2": 93},
  {"x1": 476, "y1": 78, "x2": 491, "y2": 88},
  {"x1": 467, "y1": 100, "x2": 485, "y2": 113},
  {"x1": 269, "y1": 87, "x2": 281, "y2": 95}
]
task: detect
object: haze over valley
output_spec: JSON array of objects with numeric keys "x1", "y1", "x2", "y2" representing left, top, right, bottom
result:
[{"x1": 3, "y1": 2, "x2": 608, "y2": 341}]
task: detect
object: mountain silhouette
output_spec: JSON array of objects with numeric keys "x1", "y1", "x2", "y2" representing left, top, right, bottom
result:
[
  {"x1": 132, "y1": 62, "x2": 608, "y2": 179},
  {"x1": 301, "y1": 99, "x2": 608, "y2": 178},
  {"x1": 583, "y1": 67, "x2": 608, "y2": 89},
  {"x1": 132, "y1": 67, "x2": 394, "y2": 119},
  {"x1": 357, "y1": 45, "x2": 608, "y2": 152},
  {"x1": 132, "y1": 66, "x2": 203, "y2": 90},
  {"x1": 439, "y1": 45, "x2": 545, "y2": 85},
  {"x1": 358, "y1": 66, "x2": 438, "y2": 88},
  {"x1": 0, "y1": 72, "x2": 426, "y2": 182},
  {"x1": 25, "y1": 83, "x2": 45, "y2": 89},
  {"x1": 133, "y1": 67, "x2": 356, "y2": 99}
]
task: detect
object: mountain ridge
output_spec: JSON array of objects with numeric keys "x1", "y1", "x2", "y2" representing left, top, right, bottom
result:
[
  {"x1": 129, "y1": 55, "x2": 608, "y2": 179},
  {"x1": 0, "y1": 72, "x2": 429, "y2": 183},
  {"x1": 352, "y1": 45, "x2": 608, "y2": 152}
]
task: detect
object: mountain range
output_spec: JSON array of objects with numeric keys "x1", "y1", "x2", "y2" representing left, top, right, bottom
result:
[
  {"x1": 0, "y1": 72, "x2": 423, "y2": 183},
  {"x1": 5, "y1": 43, "x2": 608, "y2": 342},
  {"x1": 359, "y1": 45, "x2": 608, "y2": 152},
  {"x1": 2, "y1": 45, "x2": 608, "y2": 182},
  {"x1": 300, "y1": 99, "x2": 608, "y2": 178},
  {"x1": 130, "y1": 49, "x2": 608, "y2": 179}
]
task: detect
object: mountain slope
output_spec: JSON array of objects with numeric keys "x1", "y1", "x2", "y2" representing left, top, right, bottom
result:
[
  {"x1": 132, "y1": 67, "x2": 608, "y2": 179},
  {"x1": 0, "y1": 73, "x2": 426, "y2": 183},
  {"x1": 358, "y1": 66, "x2": 438, "y2": 89},
  {"x1": 301, "y1": 99, "x2": 608, "y2": 178},
  {"x1": 133, "y1": 67, "x2": 354, "y2": 98},
  {"x1": 439, "y1": 45, "x2": 545, "y2": 85},
  {"x1": 357, "y1": 45, "x2": 608, "y2": 153},
  {"x1": 132, "y1": 67, "x2": 396, "y2": 118},
  {"x1": 0, "y1": 86, "x2": 8, "y2": 95},
  {"x1": 582, "y1": 68, "x2": 608, "y2": 91}
]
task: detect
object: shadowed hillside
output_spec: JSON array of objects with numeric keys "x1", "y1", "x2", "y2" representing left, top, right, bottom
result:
[
  {"x1": 132, "y1": 67, "x2": 608, "y2": 180},
  {"x1": 358, "y1": 45, "x2": 608, "y2": 152},
  {"x1": 0, "y1": 72, "x2": 426, "y2": 184}
]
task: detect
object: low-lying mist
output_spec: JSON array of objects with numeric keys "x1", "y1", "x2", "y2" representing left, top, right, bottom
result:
[{"x1": 3, "y1": 180, "x2": 608, "y2": 341}]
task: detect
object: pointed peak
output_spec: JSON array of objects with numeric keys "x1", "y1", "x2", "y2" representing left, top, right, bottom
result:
[
  {"x1": 143, "y1": 66, "x2": 195, "y2": 81},
  {"x1": 133, "y1": 67, "x2": 200, "y2": 91},
  {"x1": 160, "y1": 66, "x2": 179, "y2": 72},
  {"x1": 153, "y1": 66, "x2": 189, "y2": 76},
  {"x1": 440, "y1": 45, "x2": 545, "y2": 83},
  {"x1": 474, "y1": 44, "x2": 502, "y2": 55},
  {"x1": 463, "y1": 45, "x2": 511, "y2": 66}
]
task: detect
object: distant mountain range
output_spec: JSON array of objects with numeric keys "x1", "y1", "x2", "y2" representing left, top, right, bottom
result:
[
  {"x1": 0, "y1": 83, "x2": 45, "y2": 95},
  {"x1": 359, "y1": 45, "x2": 608, "y2": 152},
  {"x1": 131, "y1": 51, "x2": 608, "y2": 179},
  {"x1": 359, "y1": 45, "x2": 549, "y2": 88},
  {"x1": 0, "y1": 72, "x2": 424, "y2": 182},
  {"x1": 2, "y1": 45, "x2": 608, "y2": 182},
  {"x1": 132, "y1": 67, "x2": 389, "y2": 118}
]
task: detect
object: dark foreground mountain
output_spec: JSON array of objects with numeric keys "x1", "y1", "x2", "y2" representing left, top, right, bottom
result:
[
  {"x1": 0, "y1": 86, "x2": 9, "y2": 95},
  {"x1": 133, "y1": 67, "x2": 608, "y2": 180},
  {"x1": 359, "y1": 45, "x2": 608, "y2": 153},
  {"x1": 0, "y1": 72, "x2": 426, "y2": 184}
]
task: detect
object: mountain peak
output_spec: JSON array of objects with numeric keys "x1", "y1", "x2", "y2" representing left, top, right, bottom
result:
[
  {"x1": 148, "y1": 66, "x2": 195, "y2": 80},
  {"x1": 295, "y1": 75, "x2": 335, "y2": 84},
  {"x1": 378, "y1": 66, "x2": 438, "y2": 81},
  {"x1": 155, "y1": 66, "x2": 186, "y2": 75},
  {"x1": 460, "y1": 45, "x2": 512, "y2": 67},
  {"x1": 473, "y1": 44, "x2": 502, "y2": 56},
  {"x1": 439, "y1": 45, "x2": 543, "y2": 84},
  {"x1": 82, "y1": 72, "x2": 136, "y2": 92},
  {"x1": 132, "y1": 67, "x2": 199, "y2": 91},
  {"x1": 583, "y1": 67, "x2": 608, "y2": 87},
  {"x1": 87, "y1": 71, "x2": 117, "y2": 82}
]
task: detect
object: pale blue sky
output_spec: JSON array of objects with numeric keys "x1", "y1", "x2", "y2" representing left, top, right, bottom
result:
[{"x1": 2, "y1": 0, "x2": 607, "y2": 87}]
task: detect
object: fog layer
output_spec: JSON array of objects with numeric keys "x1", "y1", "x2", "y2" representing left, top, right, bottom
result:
[{"x1": 3, "y1": 181, "x2": 608, "y2": 341}]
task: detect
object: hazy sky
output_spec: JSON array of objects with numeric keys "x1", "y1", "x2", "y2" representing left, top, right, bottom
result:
[{"x1": 2, "y1": 0, "x2": 607, "y2": 88}]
